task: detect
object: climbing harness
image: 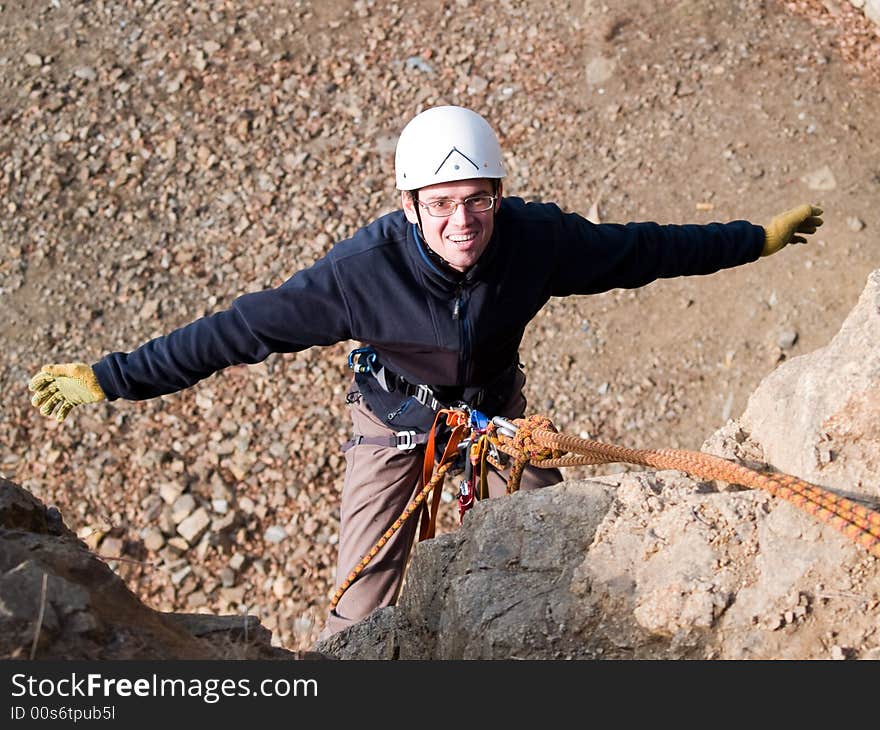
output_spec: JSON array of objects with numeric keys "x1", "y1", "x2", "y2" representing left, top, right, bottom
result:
[
  {"x1": 340, "y1": 430, "x2": 425, "y2": 453},
  {"x1": 329, "y1": 409, "x2": 880, "y2": 612},
  {"x1": 330, "y1": 406, "x2": 471, "y2": 609},
  {"x1": 348, "y1": 345, "x2": 445, "y2": 412}
]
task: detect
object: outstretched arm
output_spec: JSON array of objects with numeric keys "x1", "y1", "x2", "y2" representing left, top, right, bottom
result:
[
  {"x1": 26, "y1": 254, "x2": 353, "y2": 422},
  {"x1": 545, "y1": 200, "x2": 824, "y2": 297}
]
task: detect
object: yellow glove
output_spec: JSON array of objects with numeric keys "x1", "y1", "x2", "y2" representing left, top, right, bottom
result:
[
  {"x1": 28, "y1": 363, "x2": 106, "y2": 422},
  {"x1": 762, "y1": 204, "x2": 823, "y2": 257}
]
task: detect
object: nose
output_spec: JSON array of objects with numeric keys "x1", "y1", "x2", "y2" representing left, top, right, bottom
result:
[{"x1": 449, "y1": 201, "x2": 472, "y2": 225}]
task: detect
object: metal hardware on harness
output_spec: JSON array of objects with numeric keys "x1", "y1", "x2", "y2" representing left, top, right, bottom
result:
[
  {"x1": 458, "y1": 454, "x2": 475, "y2": 520},
  {"x1": 347, "y1": 346, "x2": 444, "y2": 412},
  {"x1": 470, "y1": 409, "x2": 490, "y2": 432},
  {"x1": 413, "y1": 384, "x2": 441, "y2": 411},
  {"x1": 347, "y1": 346, "x2": 376, "y2": 374},
  {"x1": 492, "y1": 415, "x2": 518, "y2": 437},
  {"x1": 395, "y1": 430, "x2": 418, "y2": 451}
]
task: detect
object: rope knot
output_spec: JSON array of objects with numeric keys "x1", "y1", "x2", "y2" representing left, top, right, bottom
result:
[
  {"x1": 498, "y1": 414, "x2": 566, "y2": 494},
  {"x1": 511, "y1": 414, "x2": 565, "y2": 463}
]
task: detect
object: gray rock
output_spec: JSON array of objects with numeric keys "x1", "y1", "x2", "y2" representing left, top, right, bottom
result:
[
  {"x1": 800, "y1": 165, "x2": 837, "y2": 191},
  {"x1": 171, "y1": 493, "x2": 196, "y2": 524},
  {"x1": 737, "y1": 269, "x2": 880, "y2": 497},
  {"x1": 317, "y1": 271, "x2": 880, "y2": 660},
  {"x1": 847, "y1": 216, "x2": 866, "y2": 232},
  {"x1": 777, "y1": 329, "x2": 798, "y2": 349},
  {"x1": 264, "y1": 525, "x2": 287, "y2": 544}
]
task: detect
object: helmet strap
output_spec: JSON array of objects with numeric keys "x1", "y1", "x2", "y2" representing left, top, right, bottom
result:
[{"x1": 410, "y1": 190, "x2": 426, "y2": 239}]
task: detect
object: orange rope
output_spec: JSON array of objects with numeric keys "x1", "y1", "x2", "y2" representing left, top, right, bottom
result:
[
  {"x1": 328, "y1": 459, "x2": 456, "y2": 610},
  {"x1": 495, "y1": 415, "x2": 880, "y2": 559},
  {"x1": 330, "y1": 412, "x2": 880, "y2": 613}
]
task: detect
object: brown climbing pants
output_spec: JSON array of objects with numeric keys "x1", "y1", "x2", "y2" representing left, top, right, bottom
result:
[{"x1": 318, "y1": 370, "x2": 562, "y2": 640}]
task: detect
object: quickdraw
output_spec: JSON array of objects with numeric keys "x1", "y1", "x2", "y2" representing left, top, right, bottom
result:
[{"x1": 455, "y1": 409, "x2": 495, "y2": 520}]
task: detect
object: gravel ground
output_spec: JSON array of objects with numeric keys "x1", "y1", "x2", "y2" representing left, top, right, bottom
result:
[{"x1": 2, "y1": 0, "x2": 879, "y2": 651}]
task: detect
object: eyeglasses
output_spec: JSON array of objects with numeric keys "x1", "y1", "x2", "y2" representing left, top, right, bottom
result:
[{"x1": 416, "y1": 194, "x2": 497, "y2": 218}]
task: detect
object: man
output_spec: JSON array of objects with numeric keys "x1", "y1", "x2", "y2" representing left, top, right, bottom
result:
[{"x1": 28, "y1": 105, "x2": 823, "y2": 639}]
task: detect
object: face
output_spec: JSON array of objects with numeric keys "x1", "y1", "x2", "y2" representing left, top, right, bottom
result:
[{"x1": 402, "y1": 178, "x2": 502, "y2": 273}]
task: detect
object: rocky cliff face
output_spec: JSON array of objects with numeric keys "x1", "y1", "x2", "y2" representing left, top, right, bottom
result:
[
  {"x1": 5, "y1": 272, "x2": 880, "y2": 660},
  {"x1": 0, "y1": 479, "x2": 325, "y2": 660}
]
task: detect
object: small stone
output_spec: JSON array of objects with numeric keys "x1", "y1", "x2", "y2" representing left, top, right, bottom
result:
[
  {"x1": 846, "y1": 216, "x2": 865, "y2": 232},
  {"x1": 166, "y1": 537, "x2": 190, "y2": 554},
  {"x1": 777, "y1": 329, "x2": 798, "y2": 350},
  {"x1": 302, "y1": 518, "x2": 318, "y2": 536},
  {"x1": 24, "y1": 52, "x2": 43, "y2": 67},
  {"x1": 171, "y1": 565, "x2": 192, "y2": 585},
  {"x1": 142, "y1": 526, "x2": 166, "y2": 552},
  {"x1": 264, "y1": 525, "x2": 287, "y2": 544},
  {"x1": 99, "y1": 536, "x2": 124, "y2": 558},
  {"x1": 800, "y1": 165, "x2": 836, "y2": 191},
  {"x1": 404, "y1": 56, "x2": 433, "y2": 73},
  {"x1": 171, "y1": 493, "x2": 196, "y2": 524},
  {"x1": 159, "y1": 482, "x2": 185, "y2": 504},
  {"x1": 177, "y1": 507, "x2": 211, "y2": 544},
  {"x1": 586, "y1": 56, "x2": 615, "y2": 85},
  {"x1": 219, "y1": 567, "x2": 236, "y2": 588},
  {"x1": 272, "y1": 575, "x2": 291, "y2": 599},
  {"x1": 74, "y1": 66, "x2": 97, "y2": 81},
  {"x1": 220, "y1": 586, "x2": 246, "y2": 605},
  {"x1": 211, "y1": 511, "x2": 236, "y2": 533}
]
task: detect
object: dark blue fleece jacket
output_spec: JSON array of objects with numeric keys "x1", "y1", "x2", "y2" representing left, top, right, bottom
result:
[{"x1": 93, "y1": 196, "x2": 764, "y2": 427}]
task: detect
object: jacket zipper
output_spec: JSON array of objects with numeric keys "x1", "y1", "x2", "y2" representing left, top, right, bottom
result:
[
  {"x1": 452, "y1": 285, "x2": 463, "y2": 321},
  {"x1": 453, "y1": 284, "x2": 472, "y2": 383}
]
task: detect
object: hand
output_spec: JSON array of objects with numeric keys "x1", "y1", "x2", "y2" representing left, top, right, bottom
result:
[
  {"x1": 762, "y1": 204, "x2": 823, "y2": 257},
  {"x1": 28, "y1": 363, "x2": 106, "y2": 422}
]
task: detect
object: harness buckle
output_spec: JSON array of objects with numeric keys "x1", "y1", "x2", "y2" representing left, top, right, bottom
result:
[
  {"x1": 395, "y1": 430, "x2": 418, "y2": 451},
  {"x1": 413, "y1": 384, "x2": 439, "y2": 410}
]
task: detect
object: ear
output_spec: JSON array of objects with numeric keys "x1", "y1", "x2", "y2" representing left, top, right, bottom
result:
[
  {"x1": 401, "y1": 191, "x2": 419, "y2": 224},
  {"x1": 494, "y1": 181, "x2": 503, "y2": 211}
]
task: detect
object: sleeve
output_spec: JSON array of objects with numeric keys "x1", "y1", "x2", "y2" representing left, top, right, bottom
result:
[
  {"x1": 92, "y1": 255, "x2": 353, "y2": 401},
  {"x1": 548, "y1": 210, "x2": 765, "y2": 297}
]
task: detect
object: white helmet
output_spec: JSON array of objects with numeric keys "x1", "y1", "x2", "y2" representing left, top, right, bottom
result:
[{"x1": 395, "y1": 105, "x2": 506, "y2": 191}]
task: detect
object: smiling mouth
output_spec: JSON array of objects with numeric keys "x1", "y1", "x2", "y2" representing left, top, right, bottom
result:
[{"x1": 447, "y1": 232, "x2": 478, "y2": 244}]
